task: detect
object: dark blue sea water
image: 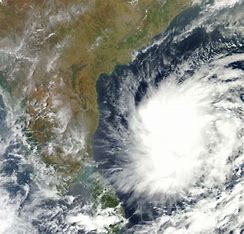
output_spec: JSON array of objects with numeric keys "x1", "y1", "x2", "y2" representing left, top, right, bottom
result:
[
  {"x1": 0, "y1": 1, "x2": 244, "y2": 233},
  {"x1": 94, "y1": 1, "x2": 244, "y2": 232}
]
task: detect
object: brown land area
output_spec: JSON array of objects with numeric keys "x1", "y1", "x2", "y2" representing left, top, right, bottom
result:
[{"x1": 0, "y1": 0, "x2": 192, "y2": 186}]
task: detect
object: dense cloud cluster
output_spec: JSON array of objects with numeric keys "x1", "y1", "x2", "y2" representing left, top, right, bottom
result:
[{"x1": 94, "y1": 0, "x2": 244, "y2": 232}]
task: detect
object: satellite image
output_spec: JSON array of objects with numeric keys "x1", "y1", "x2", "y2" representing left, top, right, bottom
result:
[{"x1": 0, "y1": 0, "x2": 243, "y2": 233}]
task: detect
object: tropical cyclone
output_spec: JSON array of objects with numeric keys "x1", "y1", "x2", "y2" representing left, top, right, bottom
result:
[{"x1": 94, "y1": 0, "x2": 244, "y2": 232}]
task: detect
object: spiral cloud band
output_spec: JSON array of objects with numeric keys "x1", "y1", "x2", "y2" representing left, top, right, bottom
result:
[
  {"x1": 126, "y1": 55, "x2": 244, "y2": 198},
  {"x1": 94, "y1": 0, "x2": 244, "y2": 232}
]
